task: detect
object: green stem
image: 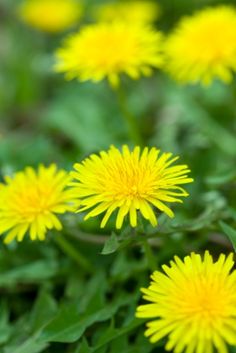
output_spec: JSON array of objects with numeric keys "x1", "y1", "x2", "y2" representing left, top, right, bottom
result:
[
  {"x1": 68, "y1": 228, "x2": 162, "y2": 248},
  {"x1": 115, "y1": 86, "x2": 143, "y2": 146},
  {"x1": 142, "y1": 238, "x2": 157, "y2": 272},
  {"x1": 55, "y1": 234, "x2": 93, "y2": 273}
]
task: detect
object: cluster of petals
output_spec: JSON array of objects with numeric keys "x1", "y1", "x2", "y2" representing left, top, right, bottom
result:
[
  {"x1": 92, "y1": 1, "x2": 160, "y2": 25},
  {"x1": 165, "y1": 5, "x2": 236, "y2": 85},
  {"x1": 69, "y1": 145, "x2": 193, "y2": 229},
  {"x1": 0, "y1": 164, "x2": 76, "y2": 243},
  {"x1": 55, "y1": 21, "x2": 164, "y2": 87},
  {"x1": 136, "y1": 251, "x2": 236, "y2": 353},
  {"x1": 54, "y1": 4, "x2": 236, "y2": 86},
  {"x1": 0, "y1": 146, "x2": 192, "y2": 243},
  {"x1": 19, "y1": 0, "x2": 82, "y2": 33}
]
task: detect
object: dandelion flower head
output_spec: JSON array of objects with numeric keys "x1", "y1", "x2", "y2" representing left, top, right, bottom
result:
[
  {"x1": 19, "y1": 0, "x2": 83, "y2": 33},
  {"x1": 136, "y1": 251, "x2": 236, "y2": 353},
  {"x1": 92, "y1": 1, "x2": 160, "y2": 25},
  {"x1": 69, "y1": 145, "x2": 193, "y2": 229},
  {"x1": 55, "y1": 22, "x2": 164, "y2": 87},
  {"x1": 0, "y1": 164, "x2": 75, "y2": 243},
  {"x1": 165, "y1": 6, "x2": 236, "y2": 85}
]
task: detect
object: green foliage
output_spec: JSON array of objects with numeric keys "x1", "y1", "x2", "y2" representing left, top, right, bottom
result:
[
  {"x1": 220, "y1": 222, "x2": 236, "y2": 252},
  {"x1": 101, "y1": 233, "x2": 120, "y2": 255}
]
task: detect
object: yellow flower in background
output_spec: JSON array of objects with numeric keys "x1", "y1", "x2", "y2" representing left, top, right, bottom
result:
[
  {"x1": 136, "y1": 251, "x2": 236, "y2": 353},
  {"x1": 0, "y1": 165, "x2": 75, "y2": 243},
  {"x1": 55, "y1": 22, "x2": 164, "y2": 87},
  {"x1": 165, "y1": 6, "x2": 236, "y2": 85},
  {"x1": 69, "y1": 145, "x2": 193, "y2": 229},
  {"x1": 19, "y1": 0, "x2": 83, "y2": 33},
  {"x1": 92, "y1": 1, "x2": 160, "y2": 25}
]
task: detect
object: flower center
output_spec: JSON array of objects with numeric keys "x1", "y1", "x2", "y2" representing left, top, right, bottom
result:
[
  {"x1": 13, "y1": 187, "x2": 54, "y2": 220},
  {"x1": 109, "y1": 174, "x2": 155, "y2": 201},
  {"x1": 178, "y1": 278, "x2": 229, "y2": 322},
  {"x1": 189, "y1": 21, "x2": 235, "y2": 63},
  {"x1": 82, "y1": 28, "x2": 138, "y2": 70}
]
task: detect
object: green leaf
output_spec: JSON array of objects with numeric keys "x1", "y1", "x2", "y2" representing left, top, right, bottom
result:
[
  {"x1": 94, "y1": 318, "x2": 143, "y2": 351},
  {"x1": 75, "y1": 338, "x2": 93, "y2": 353},
  {"x1": 0, "y1": 301, "x2": 11, "y2": 345},
  {"x1": 77, "y1": 272, "x2": 107, "y2": 313},
  {"x1": 0, "y1": 260, "x2": 58, "y2": 287},
  {"x1": 29, "y1": 290, "x2": 58, "y2": 333},
  {"x1": 219, "y1": 222, "x2": 236, "y2": 252},
  {"x1": 0, "y1": 133, "x2": 60, "y2": 170},
  {"x1": 101, "y1": 233, "x2": 119, "y2": 255},
  {"x1": 2, "y1": 291, "x2": 56, "y2": 353},
  {"x1": 44, "y1": 82, "x2": 122, "y2": 153},
  {"x1": 3, "y1": 336, "x2": 48, "y2": 353},
  {"x1": 39, "y1": 295, "x2": 132, "y2": 343},
  {"x1": 205, "y1": 171, "x2": 236, "y2": 186}
]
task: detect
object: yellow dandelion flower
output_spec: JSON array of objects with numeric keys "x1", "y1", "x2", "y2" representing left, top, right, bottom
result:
[
  {"x1": 92, "y1": 1, "x2": 160, "y2": 25},
  {"x1": 165, "y1": 6, "x2": 236, "y2": 85},
  {"x1": 0, "y1": 164, "x2": 75, "y2": 244},
  {"x1": 55, "y1": 22, "x2": 164, "y2": 87},
  {"x1": 136, "y1": 251, "x2": 236, "y2": 353},
  {"x1": 19, "y1": 0, "x2": 83, "y2": 33},
  {"x1": 69, "y1": 145, "x2": 193, "y2": 229}
]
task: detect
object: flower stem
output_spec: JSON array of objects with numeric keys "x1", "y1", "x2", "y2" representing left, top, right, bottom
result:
[
  {"x1": 115, "y1": 86, "x2": 143, "y2": 146},
  {"x1": 55, "y1": 234, "x2": 93, "y2": 273},
  {"x1": 142, "y1": 238, "x2": 157, "y2": 272}
]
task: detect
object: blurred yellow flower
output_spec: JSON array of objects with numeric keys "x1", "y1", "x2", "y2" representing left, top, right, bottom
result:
[
  {"x1": 55, "y1": 22, "x2": 164, "y2": 87},
  {"x1": 136, "y1": 251, "x2": 236, "y2": 353},
  {"x1": 165, "y1": 6, "x2": 236, "y2": 85},
  {"x1": 19, "y1": 0, "x2": 83, "y2": 33},
  {"x1": 92, "y1": 1, "x2": 160, "y2": 25},
  {"x1": 69, "y1": 145, "x2": 193, "y2": 229},
  {"x1": 0, "y1": 165, "x2": 75, "y2": 243}
]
